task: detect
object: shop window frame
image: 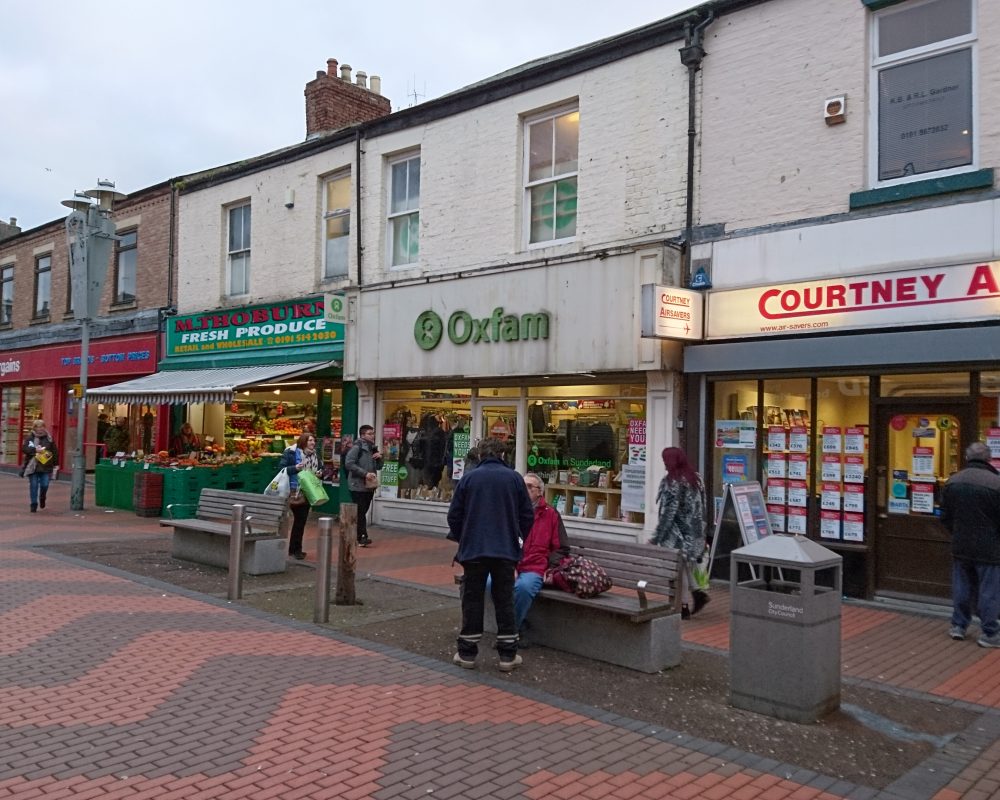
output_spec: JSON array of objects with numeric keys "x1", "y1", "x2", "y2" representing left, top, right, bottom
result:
[
  {"x1": 0, "y1": 263, "x2": 13, "y2": 327},
  {"x1": 226, "y1": 202, "x2": 251, "y2": 298},
  {"x1": 386, "y1": 151, "x2": 420, "y2": 269},
  {"x1": 322, "y1": 170, "x2": 351, "y2": 280},
  {"x1": 523, "y1": 103, "x2": 579, "y2": 248},
  {"x1": 33, "y1": 253, "x2": 51, "y2": 320},
  {"x1": 113, "y1": 228, "x2": 138, "y2": 306}
]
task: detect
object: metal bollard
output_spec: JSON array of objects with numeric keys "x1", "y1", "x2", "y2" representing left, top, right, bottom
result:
[
  {"x1": 314, "y1": 517, "x2": 334, "y2": 623},
  {"x1": 228, "y1": 503, "x2": 245, "y2": 601}
]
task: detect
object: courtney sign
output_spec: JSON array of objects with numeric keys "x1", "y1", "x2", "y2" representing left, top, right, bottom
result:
[
  {"x1": 707, "y1": 261, "x2": 1000, "y2": 339},
  {"x1": 640, "y1": 284, "x2": 704, "y2": 341},
  {"x1": 166, "y1": 296, "x2": 344, "y2": 356}
]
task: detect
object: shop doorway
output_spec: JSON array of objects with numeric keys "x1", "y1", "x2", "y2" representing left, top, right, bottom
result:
[
  {"x1": 874, "y1": 404, "x2": 967, "y2": 599},
  {"x1": 474, "y1": 400, "x2": 520, "y2": 467}
]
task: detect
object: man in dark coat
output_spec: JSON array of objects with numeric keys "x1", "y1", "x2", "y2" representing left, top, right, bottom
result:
[
  {"x1": 940, "y1": 441, "x2": 1000, "y2": 647},
  {"x1": 447, "y1": 437, "x2": 534, "y2": 672}
]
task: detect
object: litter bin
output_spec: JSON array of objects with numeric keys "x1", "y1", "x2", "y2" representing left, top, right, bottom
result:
[{"x1": 729, "y1": 534, "x2": 842, "y2": 723}]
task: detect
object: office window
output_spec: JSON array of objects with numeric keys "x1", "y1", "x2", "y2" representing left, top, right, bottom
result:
[
  {"x1": 65, "y1": 256, "x2": 73, "y2": 315},
  {"x1": 324, "y1": 173, "x2": 350, "y2": 278},
  {"x1": 227, "y1": 204, "x2": 251, "y2": 296},
  {"x1": 873, "y1": 0, "x2": 974, "y2": 182},
  {"x1": 525, "y1": 106, "x2": 579, "y2": 245},
  {"x1": 114, "y1": 230, "x2": 137, "y2": 304},
  {"x1": 1, "y1": 265, "x2": 12, "y2": 325},
  {"x1": 34, "y1": 254, "x2": 51, "y2": 318},
  {"x1": 388, "y1": 153, "x2": 420, "y2": 267}
]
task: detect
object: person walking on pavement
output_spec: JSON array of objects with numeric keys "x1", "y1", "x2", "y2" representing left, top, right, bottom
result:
[
  {"x1": 514, "y1": 472, "x2": 569, "y2": 638},
  {"x1": 279, "y1": 432, "x2": 321, "y2": 560},
  {"x1": 345, "y1": 425, "x2": 382, "y2": 547},
  {"x1": 650, "y1": 446, "x2": 709, "y2": 619},
  {"x1": 104, "y1": 416, "x2": 131, "y2": 455},
  {"x1": 447, "y1": 437, "x2": 534, "y2": 672},
  {"x1": 940, "y1": 441, "x2": 1000, "y2": 647},
  {"x1": 22, "y1": 419, "x2": 58, "y2": 512}
]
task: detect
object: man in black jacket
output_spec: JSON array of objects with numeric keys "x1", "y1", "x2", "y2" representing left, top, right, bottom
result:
[
  {"x1": 447, "y1": 437, "x2": 533, "y2": 672},
  {"x1": 941, "y1": 442, "x2": 1000, "y2": 647}
]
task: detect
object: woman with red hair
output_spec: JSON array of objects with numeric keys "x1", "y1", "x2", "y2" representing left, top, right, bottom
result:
[{"x1": 650, "y1": 446, "x2": 709, "y2": 617}]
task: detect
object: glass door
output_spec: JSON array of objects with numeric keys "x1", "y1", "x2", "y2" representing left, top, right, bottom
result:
[
  {"x1": 875, "y1": 406, "x2": 964, "y2": 598},
  {"x1": 473, "y1": 400, "x2": 519, "y2": 469}
]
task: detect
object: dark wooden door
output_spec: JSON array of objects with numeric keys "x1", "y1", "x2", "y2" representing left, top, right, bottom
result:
[{"x1": 874, "y1": 404, "x2": 967, "y2": 599}]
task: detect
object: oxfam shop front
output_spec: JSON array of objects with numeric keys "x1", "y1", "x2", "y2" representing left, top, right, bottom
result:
[{"x1": 345, "y1": 256, "x2": 682, "y2": 539}]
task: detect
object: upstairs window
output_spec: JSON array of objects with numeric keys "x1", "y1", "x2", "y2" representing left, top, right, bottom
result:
[
  {"x1": 1, "y1": 265, "x2": 12, "y2": 325},
  {"x1": 388, "y1": 153, "x2": 420, "y2": 267},
  {"x1": 324, "y1": 173, "x2": 351, "y2": 278},
  {"x1": 34, "y1": 254, "x2": 51, "y2": 318},
  {"x1": 872, "y1": 0, "x2": 975, "y2": 183},
  {"x1": 114, "y1": 229, "x2": 137, "y2": 304},
  {"x1": 525, "y1": 106, "x2": 579, "y2": 245},
  {"x1": 227, "y1": 203, "x2": 251, "y2": 296}
]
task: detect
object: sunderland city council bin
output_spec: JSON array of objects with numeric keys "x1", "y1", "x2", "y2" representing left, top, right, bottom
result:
[{"x1": 729, "y1": 534, "x2": 842, "y2": 723}]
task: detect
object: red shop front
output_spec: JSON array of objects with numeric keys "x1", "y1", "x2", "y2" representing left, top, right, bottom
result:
[{"x1": 0, "y1": 333, "x2": 164, "y2": 473}]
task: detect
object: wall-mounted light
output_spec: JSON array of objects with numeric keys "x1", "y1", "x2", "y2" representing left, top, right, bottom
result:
[
  {"x1": 824, "y1": 95, "x2": 846, "y2": 125},
  {"x1": 284, "y1": 189, "x2": 295, "y2": 209}
]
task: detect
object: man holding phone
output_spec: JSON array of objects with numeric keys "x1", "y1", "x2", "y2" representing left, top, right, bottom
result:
[{"x1": 345, "y1": 424, "x2": 382, "y2": 546}]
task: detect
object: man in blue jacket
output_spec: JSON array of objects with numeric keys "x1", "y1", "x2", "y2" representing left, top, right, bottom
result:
[
  {"x1": 447, "y1": 437, "x2": 534, "y2": 672},
  {"x1": 941, "y1": 441, "x2": 1000, "y2": 647}
]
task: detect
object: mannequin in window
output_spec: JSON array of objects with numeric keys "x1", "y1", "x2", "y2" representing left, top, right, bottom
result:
[{"x1": 419, "y1": 412, "x2": 448, "y2": 489}]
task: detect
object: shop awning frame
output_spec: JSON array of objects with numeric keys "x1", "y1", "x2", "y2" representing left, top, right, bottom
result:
[{"x1": 85, "y1": 361, "x2": 339, "y2": 405}]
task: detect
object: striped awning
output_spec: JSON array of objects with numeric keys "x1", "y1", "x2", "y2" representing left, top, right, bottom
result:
[{"x1": 85, "y1": 361, "x2": 337, "y2": 405}]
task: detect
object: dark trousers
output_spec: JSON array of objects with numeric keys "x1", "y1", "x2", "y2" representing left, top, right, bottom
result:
[
  {"x1": 457, "y1": 558, "x2": 518, "y2": 659},
  {"x1": 288, "y1": 502, "x2": 309, "y2": 555},
  {"x1": 952, "y1": 560, "x2": 1000, "y2": 637},
  {"x1": 350, "y1": 490, "x2": 374, "y2": 542}
]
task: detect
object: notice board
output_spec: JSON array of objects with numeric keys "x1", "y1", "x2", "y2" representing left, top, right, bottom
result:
[{"x1": 707, "y1": 481, "x2": 774, "y2": 581}]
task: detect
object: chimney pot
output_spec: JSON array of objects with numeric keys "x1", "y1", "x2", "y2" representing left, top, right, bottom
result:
[
  {"x1": 9, "y1": 217, "x2": 16, "y2": 227},
  {"x1": 356, "y1": 70, "x2": 367, "y2": 88},
  {"x1": 316, "y1": 70, "x2": 324, "y2": 79},
  {"x1": 340, "y1": 63, "x2": 352, "y2": 82},
  {"x1": 370, "y1": 75, "x2": 382, "y2": 96},
  {"x1": 327, "y1": 58, "x2": 338, "y2": 77}
]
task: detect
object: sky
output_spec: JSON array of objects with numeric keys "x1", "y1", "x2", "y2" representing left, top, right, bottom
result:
[{"x1": 1, "y1": 0, "x2": 703, "y2": 232}]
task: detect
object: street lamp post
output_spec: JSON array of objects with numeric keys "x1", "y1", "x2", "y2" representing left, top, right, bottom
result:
[{"x1": 63, "y1": 180, "x2": 126, "y2": 511}]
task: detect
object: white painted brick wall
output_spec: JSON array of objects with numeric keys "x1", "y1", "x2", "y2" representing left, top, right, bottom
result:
[{"x1": 699, "y1": 0, "x2": 1000, "y2": 233}]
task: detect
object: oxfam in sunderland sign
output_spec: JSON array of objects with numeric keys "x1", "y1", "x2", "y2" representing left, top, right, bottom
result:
[
  {"x1": 166, "y1": 296, "x2": 344, "y2": 357},
  {"x1": 414, "y1": 306, "x2": 550, "y2": 351}
]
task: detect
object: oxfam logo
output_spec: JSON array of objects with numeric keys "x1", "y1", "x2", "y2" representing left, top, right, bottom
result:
[
  {"x1": 527, "y1": 453, "x2": 538, "y2": 467},
  {"x1": 414, "y1": 310, "x2": 444, "y2": 350}
]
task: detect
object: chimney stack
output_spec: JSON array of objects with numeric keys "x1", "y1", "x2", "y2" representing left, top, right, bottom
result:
[
  {"x1": 305, "y1": 57, "x2": 391, "y2": 138},
  {"x1": 0, "y1": 217, "x2": 21, "y2": 242}
]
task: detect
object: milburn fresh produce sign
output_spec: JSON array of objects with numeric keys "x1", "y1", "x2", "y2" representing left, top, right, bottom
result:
[{"x1": 166, "y1": 296, "x2": 343, "y2": 357}]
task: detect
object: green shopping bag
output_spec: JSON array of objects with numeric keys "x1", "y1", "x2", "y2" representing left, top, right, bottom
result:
[{"x1": 296, "y1": 470, "x2": 329, "y2": 506}]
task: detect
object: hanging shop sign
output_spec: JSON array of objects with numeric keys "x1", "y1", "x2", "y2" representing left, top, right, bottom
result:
[
  {"x1": 706, "y1": 261, "x2": 1000, "y2": 339},
  {"x1": 639, "y1": 284, "x2": 704, "y2": 341},
  {"x1": 166, "y1": 296, "x2": 343, "y2": 357},
  {"x1": 413, "y1": 307, "x2": 550, "y2": 351}
]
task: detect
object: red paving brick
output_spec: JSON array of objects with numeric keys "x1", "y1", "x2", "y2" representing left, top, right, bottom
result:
[{"x1": 4, "y1": 475, "x2": 1000, "y2": 799}]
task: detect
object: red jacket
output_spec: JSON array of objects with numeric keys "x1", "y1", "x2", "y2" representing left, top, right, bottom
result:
[{"x1": 517, "y1": 498, "x2": 569, "y2": 576}]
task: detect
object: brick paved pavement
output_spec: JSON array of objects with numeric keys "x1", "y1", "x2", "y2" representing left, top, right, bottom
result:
[{"x1": 3, "y1": 474, "x2": 1000, "y2": 799}]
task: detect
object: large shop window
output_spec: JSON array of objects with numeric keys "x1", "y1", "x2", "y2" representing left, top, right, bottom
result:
[
  {"x1": 379, "y1": 383, "x2": 646, "y2": 525},
  {"x1": 873, "y1": 0, "x2": 974, "y2": 183},
  {"x1": 979, "y1": 371, "x2": 1000, "y2": 466},
  {"x1": 1, "y1": 386, "x2": 23, "y2": 464},
  {"x1": 712, "y1": 377, "x2": 870, "y2": 544}
]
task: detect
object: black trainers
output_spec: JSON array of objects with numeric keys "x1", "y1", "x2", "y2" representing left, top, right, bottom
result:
[
  {"x1": 498, "y1": 654, "x2": 522, "y2": 673},
  {"x1": 453, "y1": 652, "x2": 476, "y2": 669},
  {"x1": 358, "y1": 537, "x2": 372, "y2": 548}
]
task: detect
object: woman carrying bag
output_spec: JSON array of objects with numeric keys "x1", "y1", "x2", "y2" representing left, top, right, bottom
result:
[
  {"x1": 279, "y1": 433, "x2": 320, "y2": 560},
  {"x1": 650, "y1": 446, "x2": 709, "y2": 619},
  {"x1": 22, "y1": 419, "x2": 59, "y2": 513}
]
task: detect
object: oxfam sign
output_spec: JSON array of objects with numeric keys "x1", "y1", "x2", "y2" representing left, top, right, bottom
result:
[{"x1": 414, "y1": 307, "x2": 550, "y2": 351}]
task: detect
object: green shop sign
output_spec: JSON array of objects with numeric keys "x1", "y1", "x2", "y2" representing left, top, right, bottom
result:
[
  {"x1": 414, "y1": 306, "x2": 550, "y2": 351},
  {"x1": 166, "y1": 295, "x2": 344, "y2": 358}
]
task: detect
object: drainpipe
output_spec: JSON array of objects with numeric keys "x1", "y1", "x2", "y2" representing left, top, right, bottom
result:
[
  {"x1": 354, "y1": 128, "x2": 363, "y2": 287},
  {"x1": 679, "y1": 11, "x2": 714, "y2": 287}
]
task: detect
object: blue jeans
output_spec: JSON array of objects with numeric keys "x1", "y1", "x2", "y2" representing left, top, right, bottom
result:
[
  {"x1": 487, "y1": 571, "x2": 545, "y2": 631},
  {"x1": 458, "y1": 558, "x2": 517, "y2": 659},
  {"x1": 952, "y1": 560, "x2": 1000, "y2": 637},
  {"x1": 29, "y1": 471, "x2": 51, "y2": 507}
]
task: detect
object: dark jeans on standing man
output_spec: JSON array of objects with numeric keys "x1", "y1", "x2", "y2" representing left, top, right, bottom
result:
[
  {"x1": 457, "y1": 558, "x2": 518, "y2": 660},
  {"x1": 288, "y1": 502, "x2": 309, "y2": 555},
  {"x1": 350, "y1": 489, "x2": 374, "y2": 542},
  {"x1": 952, "y1": 559, "x2": 1000, "y2": 637}
]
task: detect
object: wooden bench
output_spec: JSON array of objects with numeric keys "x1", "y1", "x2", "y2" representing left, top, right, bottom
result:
[
  {"x1": 475, "y1": 535, "x2": 685, "y2": 673},
  {"x1": 161, "y1": 489, "x2": 291, "y2": 575}
]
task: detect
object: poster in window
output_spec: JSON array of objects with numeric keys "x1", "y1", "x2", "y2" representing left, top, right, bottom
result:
[
  {"x1": 722, "y1": 454, "x2": 749, "y2": 484},
  {"x1": 820, "y1": 510, "x2": 840, "y2": 539},
  {"x1": 767, "y1": 426, "x2": 787, "y2": 452},
  {"x1": 766, "y1": 479, "x2": 786, "y2": 506},
  {"x1": 766, "y1": 454, "x2": 787, "y2": 479},
  {"x1": 378, "y1": 460, "x2": 399, "y2": 499},
  {"x1": 878, "y1": 49, "x2": 973, "y2": 181},
  {"x1": 787, "y1": 506, "x2": 808, "y2": 535},
  {"x1": 821, "y1": 455, "x2": 842, "y2": 482},
  {"x1": 843, "y1": 512, "x2": 864, "y2": 542},
  {"x1": 822, "y1": 426, "x2": 842, "y2": 453},
  {"x1": 844, "y1": 456, "x2": 865, "y2": 484},
  {"x1": 912, "y1": 447, "x2": 934, "y2": 476},
  {"x1": 715, "y1": 419, "x2": 756, "y2": 449},
  {"x1": 843, "y1": 484, "x2": 865, "y2": 513},
  {"x1": 821, "y1": 482, "x2": 841, "y2": 511},
  {"x1": 768, "y1": 504, "x2": 786, "y2": 533},
  {"x1": 788, "y1": 426, "x2": 809, "y2": 452},
  {"x1": 788, "y1": 453, "x2": 809, "y2": 480},
  {"x1": 844, "y1": 427, "x2": 866, "y2": 455},
  {"x1": 787, "y1": 480, "x2": 808, "y2": 507},
  {"x1": 911, "y1": 481, "x2": 935, "y2": 514},
  {"x1": 620, "y1": 464, "x2": 645, "y2": 513}
]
